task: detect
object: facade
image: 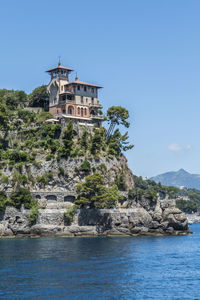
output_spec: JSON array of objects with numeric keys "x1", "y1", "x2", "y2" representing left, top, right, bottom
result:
[{"x1": 46, "y1": 62, "x2": 103, "y2": 127}]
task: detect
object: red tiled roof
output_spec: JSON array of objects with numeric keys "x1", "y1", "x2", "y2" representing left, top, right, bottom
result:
[{"x1": 66, "y1": 78, "x2": 102, "y2": 88}]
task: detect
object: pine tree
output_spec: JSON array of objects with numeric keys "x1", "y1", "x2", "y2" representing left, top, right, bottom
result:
[{"x1": 61, "y1": 120, "x2": 74, "y2": 157}]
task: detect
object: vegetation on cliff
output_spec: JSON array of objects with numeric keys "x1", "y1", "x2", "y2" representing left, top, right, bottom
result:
[
  {"x1": 0, "y1": 87, "x2": 198, "y2": 216},
  {"x1": 0, "y1": 87, "x2": 134, "y2": 212}
]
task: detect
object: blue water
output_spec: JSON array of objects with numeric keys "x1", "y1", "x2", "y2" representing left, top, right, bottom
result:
[{"x1": 0, "y1": 225, "x2": 200, "y2": 299}]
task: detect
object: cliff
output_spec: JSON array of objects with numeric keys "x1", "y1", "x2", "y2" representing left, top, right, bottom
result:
[
  {"x1": 0, "y1": 196, "x2": 190, "y2": 237},
  {"x1": 0, "y1": 155, "x2": 191, "y2": 237},
  {"x1": 0, "y1": 92, "x2": 191, "y2": 236}
]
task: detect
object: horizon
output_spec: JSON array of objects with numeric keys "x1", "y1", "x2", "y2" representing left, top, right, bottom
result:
[{"x1": 1, "y1": 0, "x2": 200, "y2": 177}]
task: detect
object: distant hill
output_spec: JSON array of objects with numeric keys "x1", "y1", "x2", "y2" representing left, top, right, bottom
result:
[{"x1": 151, "y1": 169, "x2": 200, "y2": 190}]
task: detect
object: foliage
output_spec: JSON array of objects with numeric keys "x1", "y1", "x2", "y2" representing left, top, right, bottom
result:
[
  {"x1": 59, "y1": 120, "x2": 74, "y2": 157},
  {"x1": 75, "y1": 172, "x2": 121, "y2": 208},
  {"x1": 107, "y1": 106, "x2": 130, "y2": 128},
  {"x1": 0, "y1": 191, "x2": 11, "y2": 211},
  {"x1": 46, "y1": 153, "x2": 54, "y2": 161},
  {"x1": 58, "y1": 167, "x2": 65, "y2": 177},
  {"x1": 97, "y1": 163, "x2": 107, "y2": 173},
  {"x1": 29, "y1": 202, "x2": 40, "y2": 223},
  {"x1": 5, "y1": 150, "x2": 34, "y2": 163},
  {"x1": 107, "y1": 129, "x2": 134, "y2": 156},
  {"x1": 37, "y1": 171, "x2": 53, "y2": 187},
  {"x1": 29, "y1": 85, "x2": 49, "y2": 108},
  {"x1": 64, "y1": 205, "x2": 77, "y2": 225},
  {"x1": 12, "y1": 170, "x2": 28, "y2": 186},
  {"x1": 115, "y1": 173, "x2": 127, "y2": 191},
  {"x1": 91, "y1": 127, "x2": 105, "y2": 154},
  {"x1": 80, "y1": 130, "x2": 89, "y2": 151},
  {"x1": 36, "y1": 111, "x2": 53, "y2": 123},
  {"x1": 80, "y1": 160, "x2": 91, "y2": 173},
  {"x1": 17, "y1": 109, "x2": 36, "y2": 125},
  {"x1": 176, "y1": 199, "x2": 198, "y2": 214},
  {"x1": 10, "y1": 188, "x2": 33, "y2": 209},
  {"x1": 0, "y1": 89, "x2": 27, "y2": 110}
]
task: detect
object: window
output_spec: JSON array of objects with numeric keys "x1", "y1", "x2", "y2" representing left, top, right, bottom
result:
[
  {"x1": 62, "y1": 109, "x2": 66, "y2": 114},
  {"x1": 84, "y1": 86, "x2": 87, "y2": 92},
  {"x1": 86, "y1": 98, "x2": 88, "y2": 103},
  {"x1": 81, "y1": 107, "x2": 83, "y2": 116},
  {"x1": 68, "y1": 106, "x2": 74, "y2": 115},
  {"x1": 81, "y1": 96, "x2": 84, "y2": 104},
  {"x1": 91, "y1": 88, "x2": 94, "y2": 93},
  {"x1": 77, "y1": 85, "x2": 80, "y2": 90},
  {"x1": 91, "y1": 98, "x2": 94, "y2": 105},
  {"x1": 84, "y1": 108, "x2": 87, "y2": 116},
  {"x1": 78, "y1": 107, "x2": 80, "y2": 114},
  {"x1": 61, "y1": 86, "x2": 64, "y2": 91}
]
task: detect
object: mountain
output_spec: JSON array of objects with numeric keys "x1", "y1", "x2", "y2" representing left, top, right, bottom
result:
[{"x1": 151, "y1": 169, "x2": 200, "y2": 189}]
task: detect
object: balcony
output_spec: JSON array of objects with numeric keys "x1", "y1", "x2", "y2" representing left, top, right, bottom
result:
[
  {"x1": 90, "y1": 115, "x2": 104, "y2": 120},
  {"x1": 89, "y1": 103, "x2": 102, "y2": 108}
]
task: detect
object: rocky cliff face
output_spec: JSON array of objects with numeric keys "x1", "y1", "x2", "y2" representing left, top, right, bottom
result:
[
  {"x1": 0, "y1": 194, "x2": 191, "y2": 237},
  {"x1": 0, "y1": 152, "x2": 191, "y2": 237},
  {"x1": 1, "y1": 155, "x2": 134, "y2": 194}
]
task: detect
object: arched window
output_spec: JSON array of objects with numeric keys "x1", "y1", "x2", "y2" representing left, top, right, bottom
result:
[
  {"x1": 81, "y1": 107, "x2": 83, "y2": 116},
  {"x1": 68, "y1": 106, "x2": 74, "y2": 115},
  {"x1": 78, "y1": 107, "x2": 80, "y2": 114},
  {"x1": 91, "y1": 109, "x2": 95, "y2": 116},
  {"x1": 84, "y1": 108, "x2": 87, "y2": 116}
]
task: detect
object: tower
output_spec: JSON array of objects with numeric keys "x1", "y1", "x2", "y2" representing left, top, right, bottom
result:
[{"x1": 46, "y1": 62, "x2": 104, "y2": 127}]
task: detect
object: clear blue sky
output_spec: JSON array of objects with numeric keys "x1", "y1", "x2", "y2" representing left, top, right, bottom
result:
[{"x1": 1, "y1": 0, "x2": 200, "y2": 177}]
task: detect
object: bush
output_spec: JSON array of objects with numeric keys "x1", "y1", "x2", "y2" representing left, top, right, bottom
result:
[
  {"x1": 80, "y1": 160, "x2": 91, "y2": 173},
  {"x1": 115, "y1": 173, "x2": 127, "y2": 191},
  {"x1": 37, "y1": 171, "x2": 53, "y2": 187},
  {"x1": 29, "y1": 202, "x2": 40, "y2": 223},
  {"x1": 58, "y1": 167, "x2": 65, "y2": 177},
  {"x1": 0, "y1": 191, "x2": 9, "y2": 211},
  {"x1": 46, "y1": 153, "x2": 54, "y2": 161},
  {"x1": 10, "y1": 188, "x2": 33, "y2": 209},
  {"x1": 64, "y1": 205, "x2": 77, "y2": 225}
]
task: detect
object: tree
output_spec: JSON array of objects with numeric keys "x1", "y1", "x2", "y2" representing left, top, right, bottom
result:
[
  {"x1": 60, "y1": 120, "x2": 74, "y2": 157},
  {"x1": 106, "y1": 106, "x2": 130, "y2": 138},
  {"x1": 10, "y1": 188, "x2": 33, "y2": 209},
  {"x1": 80, "y1": 129, "x2": 89, "y2": 151},
  {"x1": 91, "y1": 127, "x2": 105, "y2": 154},
  {"x1": 29, "y1": 85, "x2": 49, "y2": 108},
  {"x1": 0, "y1": 89, "x2": 27, "y2": 110},
  {"x1": 75, "y1": 172, "x2": 121, "y2": 208},
  {"x1": 107, "y1": 129, "x2": 134, "y2": 156}
]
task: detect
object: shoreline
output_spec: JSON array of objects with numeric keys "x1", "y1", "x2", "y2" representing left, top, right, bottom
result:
[{"x1": 0, "y1": 230, "x2": 192, "y2": 239}]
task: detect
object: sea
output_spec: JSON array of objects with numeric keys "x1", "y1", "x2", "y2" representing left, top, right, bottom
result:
[{"x1": 0, "y1": 224, "x2": 200, "y2": 300}]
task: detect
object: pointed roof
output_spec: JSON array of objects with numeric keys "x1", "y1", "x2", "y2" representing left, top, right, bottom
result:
[{"x1": 46, "y1": 62, "x2": 73, "y2": 73}]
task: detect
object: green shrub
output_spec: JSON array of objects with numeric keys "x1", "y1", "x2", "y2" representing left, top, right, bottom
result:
[
  {"x1": 29, "y1": 202, "x2": 40, "y2": 223},
  {"x1": 58, "y1": 167, "x2": 65, "y2": 177},
  {"x1": 115, "y1": 173, "x2": 127, "y2": 191},
  {"x1": 0, "y1": 191, "x2": 9, "y2": 211},
  {"x1": 0, "y1": 175, "x2": 9, "y2": 184},
  {"x1": 80, "y1": 160, "x2": 91, "y2": 173},
  {"x1": 97, "y1": 163, "x2": 107, "y2": 173},
  {"x1": 64, "y1": 205, "x2": 77, "y2": 225},
  {"x1": 46, "y1": 153, "x2": 54, "y2": 161},
  {"x1": 10, "y1": 188, "x2": 32, "y2": 209}
]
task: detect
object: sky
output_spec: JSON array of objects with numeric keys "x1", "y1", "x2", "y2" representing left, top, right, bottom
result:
[{"x1": 0, "y1": 0, "x2": 200, "y2": 178}]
